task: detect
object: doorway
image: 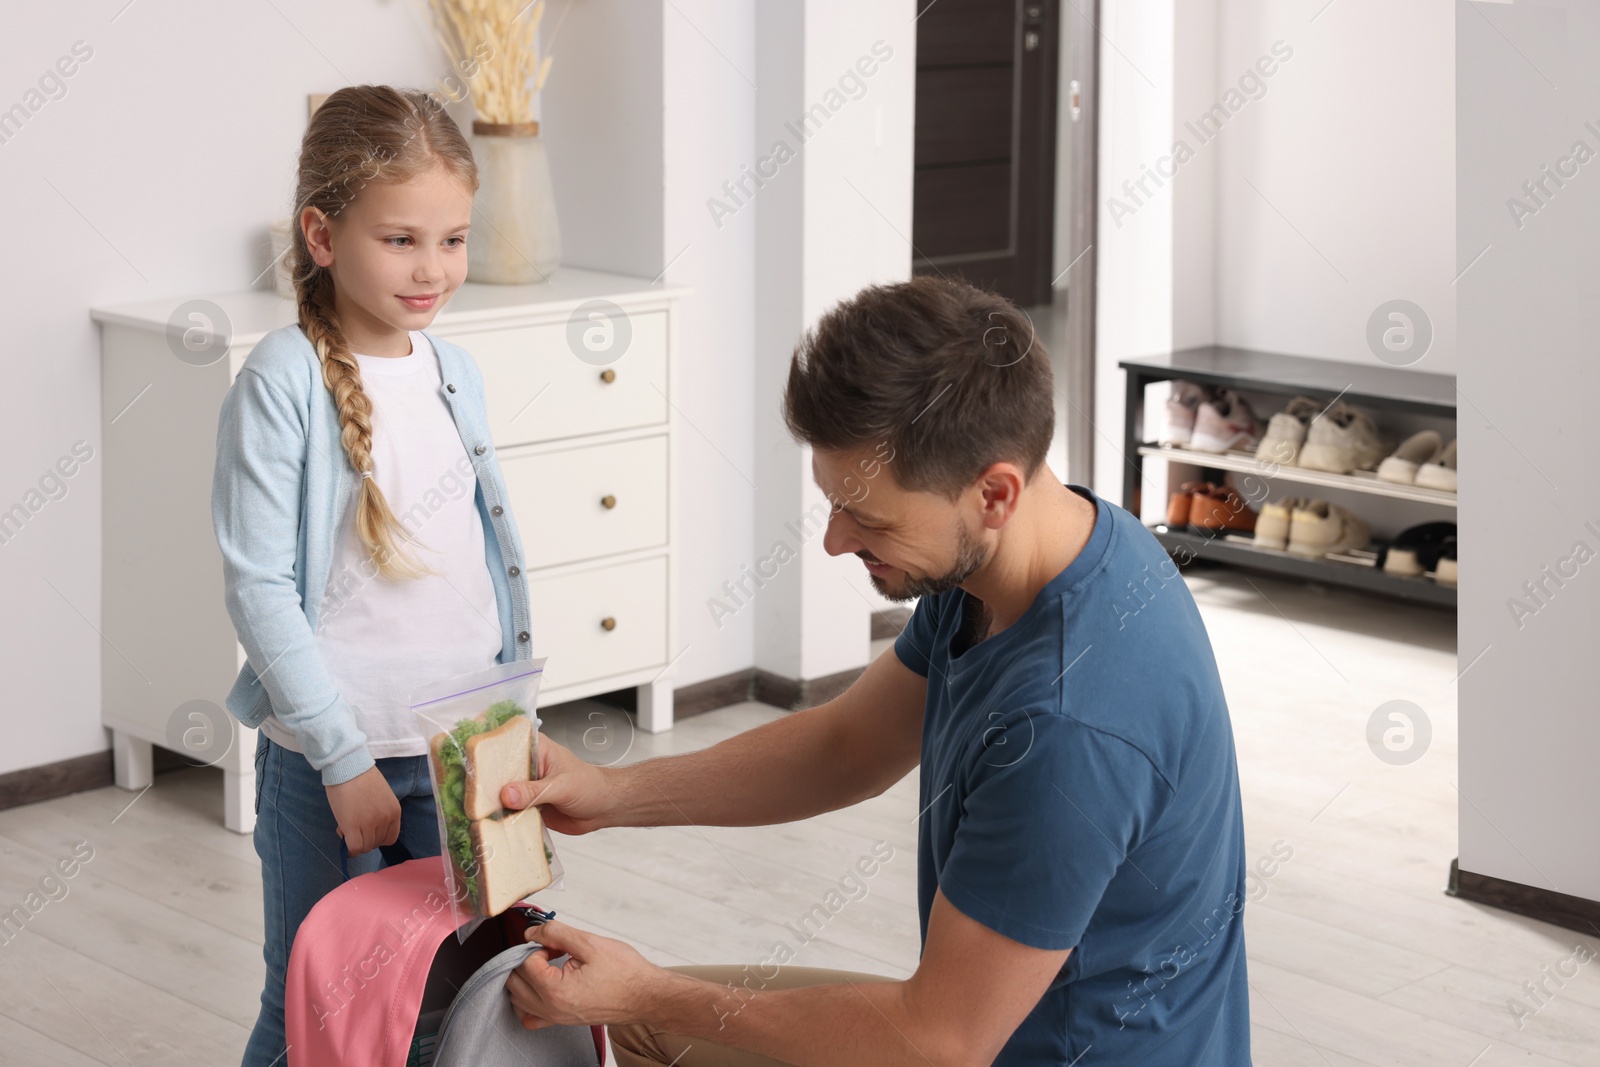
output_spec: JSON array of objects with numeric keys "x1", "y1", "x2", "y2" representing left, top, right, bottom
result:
[{"x1": 911, "y1": 0, "x2": 1098, "y2": 485}]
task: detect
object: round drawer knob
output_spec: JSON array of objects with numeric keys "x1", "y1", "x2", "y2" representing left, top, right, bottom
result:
[
  {"x1": 601, "y1": 494, "x2": 617, "y2": 510},
  {"x1": 600, "y1": 616, "x2": 617, "y2": 632},
  {"x1": 599, "y1": 369, "x2": 617, "y2": 384}
]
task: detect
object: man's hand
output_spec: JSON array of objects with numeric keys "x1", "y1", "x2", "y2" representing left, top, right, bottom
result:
[
  {"x1": 505, "y1": 918, "x2": 660, "y2": 1029},
  {"x1": 499, "y1": 647, "x2": 924, "y2": 835},
  {"x1": 325, "y1": 766, "x2": 400, "y2": 856},
  {"x1": 501, "y1": 734, "x2": 618, "y2": 835}
]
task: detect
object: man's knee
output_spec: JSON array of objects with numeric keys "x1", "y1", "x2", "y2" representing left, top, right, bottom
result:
[{"x1": 606, "y1": 1020, "x2": 660, "y2": 1065}]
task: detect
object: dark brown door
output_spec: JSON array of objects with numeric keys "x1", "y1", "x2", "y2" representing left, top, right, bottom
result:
[{"x1": 912, "y1": 0, "x2": 1059, "y2": 307}]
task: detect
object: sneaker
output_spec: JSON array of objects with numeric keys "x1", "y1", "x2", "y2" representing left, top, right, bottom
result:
[
  {"x1": 1378, "y1": 521, "x2": 1457, "y2": 577},
  {"x1": 1255, "y1": 396, "x2": 1322, "y2": 466},
  {"x1": 1377, "y1": 430, "x2": 1445, "y2": 485},
  {"x1": 1164, "y1": 381, "x2": 1211, "y2": 446},
  {"x1": 1254, "y1": 497, "x2": 1306, "y2": 551},
  {"x1": 1414, "y1": 438, "x2": 1457, "y2": 492},
  {"x1": 1298, "y1": 403, "x2": 1389, "y2": 474},
  {"x1": 1435, "y1": 537, "x2": 1458, "y2": 585},
  {"x1": 1287, "y1": 500, "x2": 1371, "y2": 558},
  {"x1": 1190, "y1": 388, "x2": 1262, "y2": 454},
  {"x1": 1188, "y1": 484, "x2": 1258, "y2": 535}
]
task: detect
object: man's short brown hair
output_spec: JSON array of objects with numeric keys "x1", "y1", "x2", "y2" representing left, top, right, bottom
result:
[{"x1": 783, "y1": 275, "x2": 1055, "y2": 499}]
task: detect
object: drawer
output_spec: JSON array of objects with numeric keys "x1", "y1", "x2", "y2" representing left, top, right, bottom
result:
[
  {"x1": 502, "y1": 436, "x2": 668, "y2": 568},
  {"x1": 529, "y1": 555, "x2": 667, "y2": 690},
  {"x1": 453, "y1": 311, "x2": 668, "y2": 447}
]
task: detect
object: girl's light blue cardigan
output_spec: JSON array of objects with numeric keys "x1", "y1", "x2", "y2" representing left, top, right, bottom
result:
[{"x1": 210, "y1": 324, "x2": 533, "y2": 786}]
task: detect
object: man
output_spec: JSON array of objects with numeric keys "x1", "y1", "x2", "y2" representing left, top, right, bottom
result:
[{"x1": 501, "y1": 276, "x2": 1251, "y2": 1065}]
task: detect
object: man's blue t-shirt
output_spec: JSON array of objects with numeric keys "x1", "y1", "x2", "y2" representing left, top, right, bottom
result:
[{"x1": 894, "y1": 484, "x2": 1249, "y2": 1065}]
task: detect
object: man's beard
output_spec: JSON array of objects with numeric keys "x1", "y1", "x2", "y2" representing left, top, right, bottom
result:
[{"x1": 866, "y1": 520, "x2": 989, "y2": 602}]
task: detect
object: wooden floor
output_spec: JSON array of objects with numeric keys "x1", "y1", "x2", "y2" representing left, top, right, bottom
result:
[{"x1": 1, "y1": 563, "x2": 1594, "y2": 1065}]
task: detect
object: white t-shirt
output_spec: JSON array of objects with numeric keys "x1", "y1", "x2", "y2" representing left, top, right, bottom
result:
[{"x1": 259, "y1": 331, "x2": 503, "y2": 759}]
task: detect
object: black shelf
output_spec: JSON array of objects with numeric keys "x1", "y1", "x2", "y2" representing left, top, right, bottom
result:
[
  {"x1": 1119, "y1": 345, "x2": 1456, "y2": 416},
  {"x1": 1122, "y1": 345, "x2": 1457, "y2": 609},
  {"x1": 1150, "y1": 527, "x2": 1456, "y2": 607}
]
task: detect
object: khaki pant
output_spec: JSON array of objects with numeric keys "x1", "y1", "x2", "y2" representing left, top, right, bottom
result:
[{"x1": 608, "y1": 965, "x2": 894, "y2": 1067}]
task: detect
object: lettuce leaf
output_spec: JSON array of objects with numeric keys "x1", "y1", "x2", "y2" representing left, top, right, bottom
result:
[{"x1": 437, "y1": 700, "x2": 529, "y2": 901}]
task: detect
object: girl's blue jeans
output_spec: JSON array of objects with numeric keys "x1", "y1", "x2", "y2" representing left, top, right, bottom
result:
[{"x1": 241, "y1": 731, "x2": 441, "y2": 1067}]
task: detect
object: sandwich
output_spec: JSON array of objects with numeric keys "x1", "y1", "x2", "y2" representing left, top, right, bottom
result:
[
  {"x1": 470, "y1": 806, "x2": 553, "y2": 915},
  {"x1": 429, "y1": 700, "x2": 553, "y2": 913},
  {"x1": 462, "y1": 715, "x2": 532, "y2": 819}
]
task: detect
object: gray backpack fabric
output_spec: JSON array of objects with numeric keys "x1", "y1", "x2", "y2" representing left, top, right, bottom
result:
[{"x1": 430, "y1": 943, "x2": 604, "y2": 1066}]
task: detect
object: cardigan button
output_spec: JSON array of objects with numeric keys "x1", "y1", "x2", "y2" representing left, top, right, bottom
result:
[
  {"x1": 474, "y1": 444, "x2": 486, "y2": 456},
  {"x1": 491, "y1": 505, "x2": 504, "y2": 517},
  {"x1": 508, "y1": 565, "x2": 520, "y2": 578},
  {"x1": 517, "y1": 630, "x2": 530, "y2": 643},
  {"x1": 446, "y1": 383, "x2": 456, "y2": 393}
]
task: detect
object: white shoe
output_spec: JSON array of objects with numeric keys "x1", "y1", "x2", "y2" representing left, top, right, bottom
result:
[
  {"x1": 1287, "y1": 501, "x2": 1371, "y2": 558},
  {"x1": 1190, "y1": 388, "x2": 1262, "y2": 453},
  {"x1": 1255, "y1": 397, "x2": 1322, "y2": 467},
  {"x1": 1414, "y1": 438, "x2": 1457, "y2": 492},
  {"x1": 1377, "y1": 430, "x2": 1444, "y2": 485},
  {"x1": 1298, "y1": 403, "x2": 1389, "y2": 474},
  {"x1": 1253, "y1": 497, "x2": 1305, "y2": 551},
  {"x1": 1164, "y1": 381, "x2": 1210, "y2": 445},
  {"x1": 1435, "y1": 549, "x2": 1458, "y2": 585}
]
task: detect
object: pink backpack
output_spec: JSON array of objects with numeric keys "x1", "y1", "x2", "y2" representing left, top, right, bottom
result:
[{"x1": 285, "y1": 857, "x2": 606, "y2": 1066}]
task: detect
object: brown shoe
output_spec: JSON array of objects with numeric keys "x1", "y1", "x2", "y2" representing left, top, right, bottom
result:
[
  {"x1": 1189, "y1": 483, "x2": 1258, "y2": 534},
  {"x1": 1167, "y1": 480, "x2": 1208, "y2": 528}
]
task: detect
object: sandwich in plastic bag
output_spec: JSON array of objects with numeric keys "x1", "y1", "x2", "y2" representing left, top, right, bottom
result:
[{"x1": 412, "y1": 658, "x2": 563, "y2": 940}]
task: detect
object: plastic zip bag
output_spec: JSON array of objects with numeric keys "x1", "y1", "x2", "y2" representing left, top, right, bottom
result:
[{"x1": 412, "y1": 658, "x2": 563, "y2": 941}]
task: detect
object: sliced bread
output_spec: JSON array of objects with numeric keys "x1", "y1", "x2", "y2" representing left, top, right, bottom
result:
[
  {"x1": 463, "y1": 715, "x2": 533, "y2": 819},
  {"x1": 470, "y1": 806, "x2": 554, "y2": 915}
]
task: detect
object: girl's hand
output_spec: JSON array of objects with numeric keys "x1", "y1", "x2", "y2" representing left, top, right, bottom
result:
[{"x1": 325, "y1": 766, "x2": 401, "y2": 855}]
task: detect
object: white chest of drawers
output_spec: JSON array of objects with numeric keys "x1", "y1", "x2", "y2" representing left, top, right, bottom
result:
[{"x1": 91, "y1": 269, "x2": 687, "y2": 833}]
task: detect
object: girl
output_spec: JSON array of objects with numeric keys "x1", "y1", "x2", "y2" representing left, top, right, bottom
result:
[{"x1": 211, "y1": 85, "x2": 534, "y2": 1067}]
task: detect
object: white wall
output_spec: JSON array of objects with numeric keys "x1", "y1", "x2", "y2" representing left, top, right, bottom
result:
[
  {"x1": 1093, "y1": 0, "x2": 1457, "y2": 499},
  {"x1": 751, "y1": 3, "x2": 917, "y2": 682},
  {"x1": 656, "y1": 0, "x2": 762, "y2": 687},
  {"x1": 0, "y1": 3, "x2": 462, "y2": 777},
  {"x1": 543, "y1": 1, "x2": 666, "y2": 279},
  {"x1": 1093, "y1": 0, "x2": 1179, "y2": 499},
  {"x1": 1172, "y1": 0, "x2": 1219, "y2": 351},
  {"x1": 2, "y1": 0, "x2": 914, "y2": 780},
  {"x1": 489, "y1": 0, "x2": 915, "y2": 694},
  {"x1": 1211, "y1": 0, "x2": 1456, "y2": 371},
  {"x1": 1457, "y1": 0, "x2": 1600, "y2": 900},
  {"x1": 1051, "y1": 8, "x2": 1077, "y2": 290},
  {"x1": 1095, "y1": 0, "x2": 1600, "y2": 904}
]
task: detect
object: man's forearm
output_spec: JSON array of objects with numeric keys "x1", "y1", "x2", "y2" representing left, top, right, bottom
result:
[
  {"x1": 603, "y1": 704, "x2": 886, "y2": 829},
  {"x1": 643, "y1": 969, "x2": 958, "y2": 1067}
]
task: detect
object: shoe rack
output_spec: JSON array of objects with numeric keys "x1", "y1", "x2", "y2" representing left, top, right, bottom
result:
[{"x1": 1119, "y1": 346, "x2": 1457, "y2": 607}]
